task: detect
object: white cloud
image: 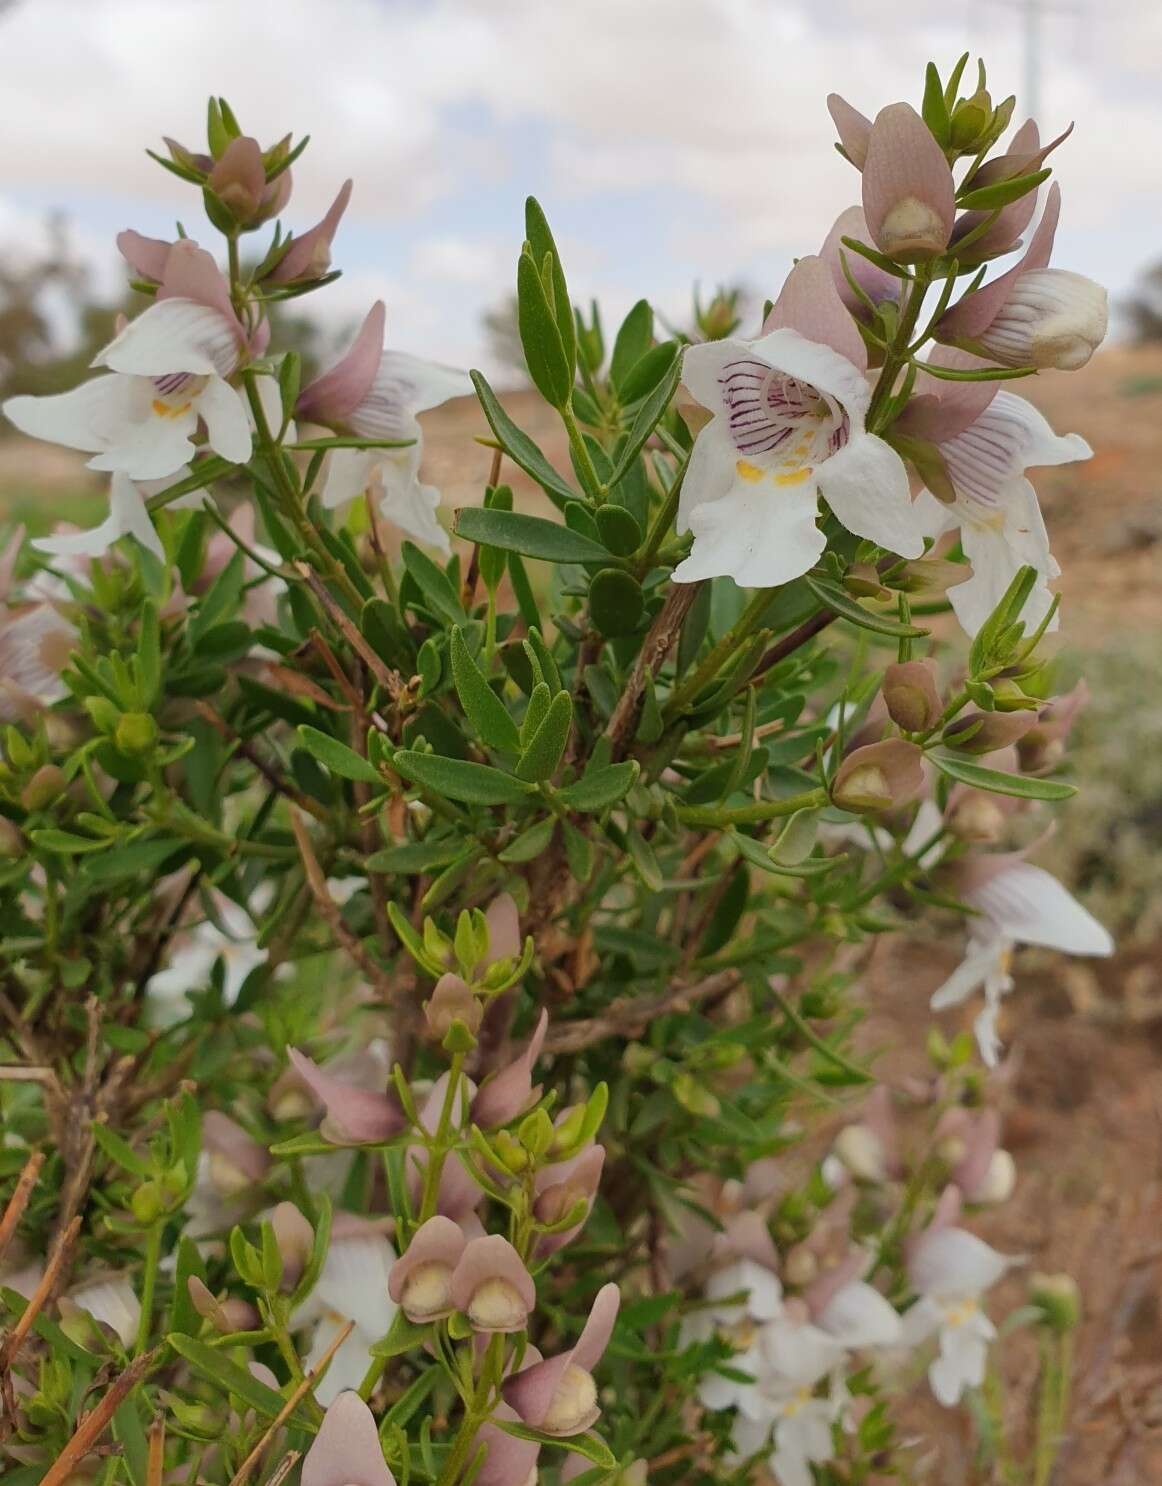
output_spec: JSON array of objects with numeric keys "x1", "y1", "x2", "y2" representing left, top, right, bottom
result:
[{"x1": 0, "y1": 0, "x2": 1156, "y2": 366}]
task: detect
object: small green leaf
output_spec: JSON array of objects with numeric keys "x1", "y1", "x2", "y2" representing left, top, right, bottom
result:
[
  {"x1": 400, "y1": 542, "x2": 466, "y2": 626},
  {"x1": 516, "y1": 690, "x2": 573, "y2": 782},
  {"x1": 625, "y1": 826, "x2": 662, "y2": 890},
  {"x1": 455, "y1": 506, "x2": 610, "y2": 566},
  {"x1": 525, "y1": 197, "x2": 576, "y2": 375},
  {"x1": 517, "y1": 250, "x2": 573, "y2": 409},
  {"x1": 618, "y1": 340, "x2": 679, "y2": 405},
  {"x1": 594, "y1": 503, "x2": 642, "y2": 556},
  {"x1": 469, "y1": 371, "x2": 576, "y2": 508},
  {"x1": 929, "y1": 753, "x2": 1077, "y2": 800},
  {"x1": 922, "y1": 61, "x2": 951, "y2": 144},
  {"x1": 450, "y1": 628, "x2": 521, "y2": 752},
  {"x1": 498, "y1": 817, "x2": 556, "y2": 863},
  {"x1": 957, "y1": 166, "x2": 1052, "y2": 212},
  {"x1": 29, "y1": 829, "x2": 110, "y2": 855},
  {"x1": 167, "y1": 1334, "x2": 288, "y2": 1418},
  {"x1": 555, "y1": 760, "x2": 639, "y2": 812},
  {"x1": 296, "y1": 726, "x2": 382, "y2": 784},
  {"x1": 805, "y1": 575, "x2": 929, "y2": 638},
  {"x1": 392, "y1": 751, "x2": 536, "y2": 805},
  {"x1": 609, "y1": 349, "x2": 681, "y2": 486},
  {"x1": 365, "y1": 839, "x2": 465, "y2": 873},
  {"x1": 610, "y1": 299, "x2": 654, "y2": 390},
  {"x1": 589, "y1": 567, "x2": 644, "y2": 638}
]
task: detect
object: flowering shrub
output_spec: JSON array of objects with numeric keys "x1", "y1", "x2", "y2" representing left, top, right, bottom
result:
[{"x1": 0, "y1": 60, "x2": 1112, "y2": 1486}]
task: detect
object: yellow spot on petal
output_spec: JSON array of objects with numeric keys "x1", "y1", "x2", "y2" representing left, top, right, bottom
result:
[
  {"x1": 152, "y1": 399, "x2": 193, "y2": 420},
  {"x1": 735, "y1": 459, "x2": 765, "y2": 484},
  {"x1": 774, "y1": 466, "x2": 812, "y2": 487},
  {"x1": 943, "y1": 1297, "x2": 980, "y2": 1328}
]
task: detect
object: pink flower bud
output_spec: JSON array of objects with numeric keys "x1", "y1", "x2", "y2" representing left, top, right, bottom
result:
[
  {"x1": 202, "y1": 1111, "x2": 271, "y2": 1196},
  {"x1": 502, "y1": 1283, "x2": 620, "y2": 1435},
  {"x1": 471, "y1": 1404, "x2": 540, "y2": 1486},
  {"x1": 287, "y1": 1047, "x2": 407, "y2": 1144},
  {"x1": 388, "y1": 1215, "x2": 466, "y2": 1322},
  {"x1": 1017, "y1": 680, "x2": 1088, "y2": 773},
  {"x1": 296, "y1": 302, "x2": 385, "y2": 427},
  {"x1": 450, "y1": 1235, "x2": 536, "y2": 1333},
  {"x1": 861, "y1": 104, "x2": 955, "y2": 263},
  {"x1": 425, "y1": 973, "x2": 482, "y2": 1039},
  {"x1": 117, "y1": 230, "x2": 174, "y2": 283},
  {"x1": 207, "y1": 137, "x2": 268, "y2": 223},
  {"x1": 882, "y1": 659, "x2": 942, "y2": 733},
  {"x1": 267, "y1": 180, "x2": 353, "y2": 285},
  {"x1": 302, "y1": 1391, "x2": 397, "y2": 1486},
  {"x1": 943, "y1": 710, "x2": 1036, "y2": 755},
  {"x1": 471, "y1": 1010, "x2": 548, "y2": 1128},
  {"x1": 533, "y1": 1145, "x2": 605, "y2": 1258},
  {"x1": 271, "y1": 1201, "x2": 314, "y2": 1289},
  {"x1": 483, "y1": 892, "x2": 522, "y2": 967},
  {"x1": 832, "y1": 739, "x2": 925, "y2": 813},
  {"x1": 827, "y1": 93, "x2": 872, "y2": 169}
]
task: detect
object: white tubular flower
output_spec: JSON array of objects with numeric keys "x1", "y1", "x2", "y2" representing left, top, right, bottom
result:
[
  {"x1": 914, "y1": 390, "x2": 1091, "y2": 637},
  {"x1": 34, "y1": 472, "x2": 171, "y2": 565},
  {"x1": 3, "y1": 242, "x2": 251, "y2": 485},
  {"x1": 294, "y1": 1226, "x2": 398, "y2": 1405},
  {"x1": 975, "y1": 269, "x2": 1108, "y2": 372},
  {"x1": 148, "y1": 896, "x2": 267, "y2": 1016},
  {"x1": 817, "y1": 1279, "x2": 902, "y2": 1350},
  {"x1": 732, "y1": 1314, "x2": 845, "y2": 1486},
  {"x1": 68, "y1": 1275, "x2": 142, "y2": 1348},
  {"x1": 674, "y1": 256, "x2": 923, "y2": 589},
  {"x1": 0, "y1": 603, "x2": 77, "y2": 723},
  {"x1": 295, "y1": 303, "x2": 470, "y2": 554},
  {"x1": 902, "y1": 1225, "x2": 1017, "y2": 1406},
  {"x1": 681, "y1": 1258, "x2": 784, "y2": 1414},
  {"x1": 932, "y1": 854, "x2": 1113, "y2": 1066}
]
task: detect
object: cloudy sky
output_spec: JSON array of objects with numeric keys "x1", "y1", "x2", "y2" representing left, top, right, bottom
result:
[{"x1": 0, "y1": 0, "x2": 1158, "y2": 374}]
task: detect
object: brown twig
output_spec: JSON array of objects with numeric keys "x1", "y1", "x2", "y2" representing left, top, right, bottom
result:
[
  {"x1": 544, "y1": 969, "x2": 740, "y2": 1054},
  {"x1": 461, "y1": 446, "x2": 504, "y2": 608},
  {"x1": 751, "y1": 607, "x2": 837, "y2": 681},
  {"x1": 36, "y1": 1346, "x2": 161, "y2": 1486},
  {"x1": 228, "y1": 1318, "x2": 356, "y2": 1486},
  {"x1": 195, "y1": 703, "x2": 328, "y2": 823},
  {"x1": 146, "y1": 1413, "x2": 166, "y2": 1486},
  {"x1": 289, "y1": 811, "x2": 396, "y2": 998},
  {"x1": 294, "y1": 562, "x2": 406, "y2": 700},
  {"x1": 0, "y1": 1214, "x2": 82, "y2": 1376},
  {"x1": 605, "y1": 581, "x2": 701, "y2": 759},
  {"x1": 0, "y1": 1150, "x2": 43, "y2": 1268}
]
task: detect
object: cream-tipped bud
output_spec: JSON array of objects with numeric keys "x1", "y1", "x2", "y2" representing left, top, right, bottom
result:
[
  {"x1": 468, "y1": 1277, "x2": 530, "y2": 1333},
  {"x1": 832, "y1": 739, "x2": 925, "y2": 813},
  {"x1": 834, "y1": 1124, "x2": 888, "y2": 1183},
  {"x1": 541, "y1": 1365, "x2": 599, "y2": 1435},
  {"x1": 976, "y1": 269, "x2": 1108, "y2": 372}
]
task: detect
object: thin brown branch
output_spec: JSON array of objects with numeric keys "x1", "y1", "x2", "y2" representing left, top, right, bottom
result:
[
  {"x1": 195, "y1": 703, "x2": 328, "y2": 823},
  {"x1": 289, "y1": 811, "x2": 396, "y2": 998},
  {"x1": 294, "y1": 561, "x2": 407, "y2": 700},
  {"x1": 751, "y1": 607, "x2": 836, "y2": 680},
  {"x1": 228, "y1": 1319, "x2": 355, "y2": 1486},
  {"x1": 0, "y1": 1214, "x2": 81, "y2": 1376},
  {"x1": 147, "y1": 1413, "x2": 166, "y2": 1486},
  {"x1": 0, "y1": 1150, "x2": 43, "y2": 1267},
  {"x1": 605, "y1": 581, "x2": 701, "y2": 759},
  {"x1": 36, "y1": 1346, "x2": 161, "y2": 1486},
  {"x1": 544, "y1": 969, "x2": 740, "y2": 1054}
]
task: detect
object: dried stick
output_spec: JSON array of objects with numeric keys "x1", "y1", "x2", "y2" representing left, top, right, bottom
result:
[
  {"x1": 36, "y1": 1346, "x2": 161, "y2": 1486},
  {"x1": 605, "y1": 581, "x2": 701, "y2": 759},
  {"x1": 0, "y1": 1214, "x2": 82, "y2": 1375},
  {"x1": 545, "y1": 969, "x2": 740, "y2": 1054},
  {"x1": 289, "y1": 811, "x2": 396, "y2": 998},
  {"x1": 228, "y1": 1319, "x2": 356, "y2": 1486},
  {"x1": 196, "y1": 702, "x2": 328, "y2": 823},
  {"x1": 0, "y1": 1150, "x2": 44, "y2": 1267},
  {"x1": 295, "y1": 561, "x2": 406, "y2": 699}
]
